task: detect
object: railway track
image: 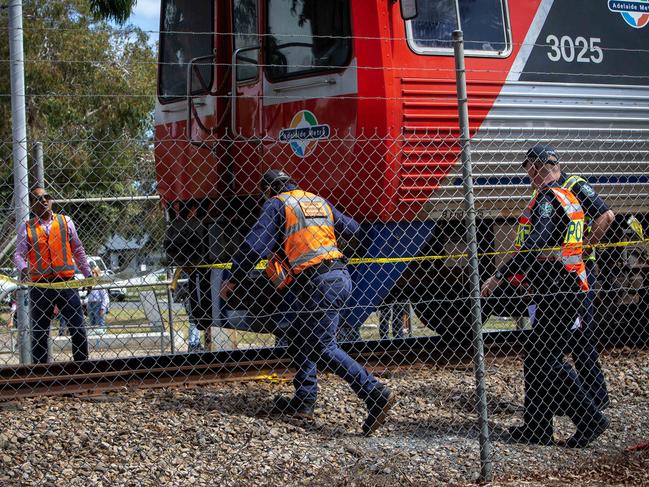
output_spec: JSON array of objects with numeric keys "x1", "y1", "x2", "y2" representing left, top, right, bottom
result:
[
  {"x1": 1, "y1": 327, "x2": 645, "y2": 401},
  {"x1": 0, "y1": 331, "x2": 527, "y2": 401}
]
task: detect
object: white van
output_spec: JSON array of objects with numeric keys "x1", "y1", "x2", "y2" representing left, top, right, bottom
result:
[{"x1": 77, "y1": 256, "x2": 127, "y2": 302}]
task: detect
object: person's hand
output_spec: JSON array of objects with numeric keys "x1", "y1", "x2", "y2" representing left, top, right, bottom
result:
[
  {"x1": 19, "y1": 269, "x2": 28, "y2": 284},
  {"x1": 219, "y1": 280, "x2": 235, "y2": 301},
  {"x1": 481, "y1": 276, "x2": 501, "y2": 297}
]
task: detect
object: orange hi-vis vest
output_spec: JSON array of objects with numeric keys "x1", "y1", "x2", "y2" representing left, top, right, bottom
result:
[
  {"x1": 26, "y1": 213, "x2": 76, "y2": 281},
  {"x1": 533, "y1": 187, "x2": 589, "y2": 292},
  {"x1": 265, "y1": 190, "x2": 344, "y2": 289}
]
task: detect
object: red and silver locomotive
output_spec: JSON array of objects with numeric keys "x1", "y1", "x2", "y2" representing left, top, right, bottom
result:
[{"x1": 154, "y1": 0, "x2": 649, "y2": 341}]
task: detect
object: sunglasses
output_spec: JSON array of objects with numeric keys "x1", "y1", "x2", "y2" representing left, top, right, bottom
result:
[
  {"x1": 31, "y1": 194, "x2": 53, "y2": 203},
  {"x1": 522, "y1": 159, "x2": 545, "y2": 169}
]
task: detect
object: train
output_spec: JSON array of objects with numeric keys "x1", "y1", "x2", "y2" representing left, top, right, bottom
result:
[{"x1": 154, "y1": 0, "x2": 649, "y2": 343}]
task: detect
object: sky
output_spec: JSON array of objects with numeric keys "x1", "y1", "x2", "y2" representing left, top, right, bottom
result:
[{"x1": 127, "y1": 0, "x2": 161, "y2": 41}]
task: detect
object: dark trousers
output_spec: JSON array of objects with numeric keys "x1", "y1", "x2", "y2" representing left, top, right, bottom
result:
[
  {"x1": 286, "y1": 268, "x2": 381, "y2": 404},
  {"x1": 523, "y1": 292, "x2": 602, "y2": 435},
  {"x1": 570, "y1": 262, "x2": 608, "y2": 405},
  {"x1": 30, "y1": 286, "x2": 88, "y2": 364}
]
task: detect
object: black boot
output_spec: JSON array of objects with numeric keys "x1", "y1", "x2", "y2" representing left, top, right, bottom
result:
[
  {"x1": 268, "y1": 395, "x2": 315, "y2": 418},
  {"x1": 565, "y1": 415, "x2": 609, "y2": 448},
  {"x1": 362, "y1": 386, "x2": 396, "y2": 436}
]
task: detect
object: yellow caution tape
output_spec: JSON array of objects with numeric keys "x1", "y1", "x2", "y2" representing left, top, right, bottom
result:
[
  {"x1": 248, "y1": 373, "x2": 290, "y2": 384},
  {"x1": 168, "y1": 267, "x2": 184, "y2": 292},
  {"x1": 4, "y1": 238, "x2": 648, "y2": 290},
  {"x1": 0, "y1": 275, "x2": 111, "y2": 289}
]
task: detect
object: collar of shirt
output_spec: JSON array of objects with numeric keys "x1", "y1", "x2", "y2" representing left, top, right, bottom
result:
[
  {"x1": 538, "y1": 176, "x2": 562, "y2": 191},
  {"x1": 34, "y1": 211, "x2": 54, "y2": 225}
]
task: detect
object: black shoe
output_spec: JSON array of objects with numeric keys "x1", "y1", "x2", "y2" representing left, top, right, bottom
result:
[
  {"x1": 362, "y1": 387, "x2": 396, "y2": 436},
  {"x1": 557, "y1": 394, "x2": 609, "y2": 416},
  {"x1": 506, "y1": 425, "x2": 554, "y2": 446},
  {"x1": 187, "y1": 343, "x2": 205, "y2": 353},
  {"x1": 565, "y1": 415, "x2": 609, "y2": 448},
  {"x1": 269, "y1": 396, "x2": 315, "y2": 418}
]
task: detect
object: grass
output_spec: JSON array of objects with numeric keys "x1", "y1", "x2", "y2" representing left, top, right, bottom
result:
[{"x1": 0, "y1": 303, "x2": 523, "y2": 352}]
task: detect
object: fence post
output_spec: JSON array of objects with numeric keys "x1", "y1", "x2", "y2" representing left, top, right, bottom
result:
[
  {"x1": 9, "y1": 0, "x2": 31, "y2": 365},
  {"x1": 167, "y1": 268, "x2": 176, "y2": 354},
  {"x1": 452, "y1": 29, "x2": 493, "y2": 482},
  {"x1": 32, "y1": 142, "x2": 44, "y2": 187}
]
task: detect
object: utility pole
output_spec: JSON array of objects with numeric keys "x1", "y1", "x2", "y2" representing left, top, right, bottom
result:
[{"x1": 9, "y1": 0, "x2": 31, "y2": 364}]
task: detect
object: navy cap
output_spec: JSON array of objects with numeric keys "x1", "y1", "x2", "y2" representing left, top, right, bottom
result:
[
  {"x1": 524, "y1": 144, "x2": 559, "y2": 165},
  {"x1": 260, "y1": 169, "x2": 293, "y2": 192}
]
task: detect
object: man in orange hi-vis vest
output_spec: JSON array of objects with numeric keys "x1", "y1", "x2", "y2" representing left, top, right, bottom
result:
[
  {"x1": 481, "y1": 146, "x2": 609, "y2": 449},
  {"x1": 220, "y1": 169, "x2": 395, "y2": 436},
  {"x1": 14, "y1": 186, "x2": 92, "y2": 364}
]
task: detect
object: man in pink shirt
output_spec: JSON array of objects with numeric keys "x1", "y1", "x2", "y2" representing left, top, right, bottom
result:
[{"x1": 14, "y1": 186, "x2": 91, "y2": 363}]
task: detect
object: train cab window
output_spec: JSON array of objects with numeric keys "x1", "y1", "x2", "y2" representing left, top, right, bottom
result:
[
  {"x1": 265, "y1": 0, "x2": 351, "y2": 81},
  {"x1": 234, "y1": 0, "x2": 259, "y2": 82},
  {"x1": 159, "y1": 0, "x2": 214, "y2": 100},
  {"x1": 406, "y1": 0, "x2": 511, "y2": 56}
]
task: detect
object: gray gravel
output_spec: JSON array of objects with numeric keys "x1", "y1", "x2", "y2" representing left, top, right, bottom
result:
[{"x1": 0, "y1": 348, "x2": 647, "y2": 486}]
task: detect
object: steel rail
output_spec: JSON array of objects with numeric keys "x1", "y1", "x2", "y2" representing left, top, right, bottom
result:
[
  {"x1": 2, "y1": 327, "x2": 647, "y2": 402},
  {"x1": 0, "y1": 331, "x2": 527, "y2": 401}
]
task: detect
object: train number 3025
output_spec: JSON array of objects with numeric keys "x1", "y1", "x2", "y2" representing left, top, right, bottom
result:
[{"x1": 545, "y1": 35, "x2": 603, "y2": 64}]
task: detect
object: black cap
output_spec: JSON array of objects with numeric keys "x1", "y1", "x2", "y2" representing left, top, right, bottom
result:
[
  {"x1": 260, "y1": 169, "x2": 293, "y2": 192},
  {"x1": 524, "y1": 144, "x2": 559, "y2": 165}
]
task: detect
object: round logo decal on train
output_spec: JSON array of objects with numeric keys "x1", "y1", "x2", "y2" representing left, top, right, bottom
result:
[
  {"x1": 608, "y1": 0, "x2": 649, "y2": 28},
  {"x1": 279, "y1": 110, "x2": 331, "y2": 158}
]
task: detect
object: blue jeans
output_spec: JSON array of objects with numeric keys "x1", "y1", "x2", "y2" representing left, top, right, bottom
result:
[
  {"x1": 88, "y1": 301, "x2": 106, "y2": 333},
  {"x1": 188, "y1": 321, "x2": 201, "y2": 347},
  {"x1": 286, "y1": 268, "x2": 381, "y2": 404},
  {"x1": 30, "y1": 286, "x2": 88, "y2": 363},
  {"x1": 57, "y1": 312, "x2": 68, "y2": 336}
]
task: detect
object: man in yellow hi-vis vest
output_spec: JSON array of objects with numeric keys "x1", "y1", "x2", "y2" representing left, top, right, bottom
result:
[
  {"x1": 513, "y1": 146, "x2": 615, "y2": 411},
  {"x1": 482, "y1": 146, "x2": 609, "y2": 448},
  {"x1": 220, "y1": 170, "x2": 394, "y2": 435}
]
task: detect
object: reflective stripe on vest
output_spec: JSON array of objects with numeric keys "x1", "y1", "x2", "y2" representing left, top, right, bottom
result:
[
  {"x1": 562, "y1": 175, "x2": 596, "y2": 262},
  {"x1": 265, "y1": 253, "x2": 293, "y2": 290},
  {"x1": 514, "y1": 195, "x2": 536, "y2": 250},
  {"x1": 275, "y1": 190, "x2": 344, "y2": 274},
  {"x1": 26, "y1": 213, "x2": 76, "y2": 281},
  {"x1": 535, "y1": 187, "x2": 589, "y2": 292}
]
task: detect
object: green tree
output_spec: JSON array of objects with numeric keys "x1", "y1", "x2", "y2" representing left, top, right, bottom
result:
[
  {"x1": 89, "y1": 0, "x2": 138, "y2": 23},
  {"x1": 0, "y1": 0, "x2": 160, "y2": 263}
]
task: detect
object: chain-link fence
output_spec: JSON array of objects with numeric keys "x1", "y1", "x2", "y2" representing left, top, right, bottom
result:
[{"x1": 1, "y1": 0, "x2": 649, "y2": 483}]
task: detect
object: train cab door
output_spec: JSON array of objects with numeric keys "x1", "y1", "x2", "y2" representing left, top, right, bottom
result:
[
  {"x1": 156, "y1": 0, "x2": 221, "y2": 201},
  {"x1": 230, "y1": 0, "x2": 265, "y2": 195},
  {"x1": 259, "y1": 0, "x2": 358, "y2": 204}
]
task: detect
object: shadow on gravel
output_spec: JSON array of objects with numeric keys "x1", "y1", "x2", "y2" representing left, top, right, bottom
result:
[
  {"x1": 151, "y1": 387, "x2": 361, "y2": 438},
  {"x1": 387, "y1": 415, "x2": 482, "y2": 440},
  {"x1": 404, "y1": 382, "x2": 522, "y2": 415}
]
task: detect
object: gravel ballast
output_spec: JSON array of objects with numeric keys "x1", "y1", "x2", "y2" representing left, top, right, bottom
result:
[{"x1": 0, "y1": 347, "x2": 647, "y2": 486}]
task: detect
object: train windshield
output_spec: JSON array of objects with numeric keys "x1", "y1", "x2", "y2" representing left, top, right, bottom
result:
[
  {"x1": 406, "y1": 0, "x2": 510, "y2": 56},
  {"x1": 234, "y1": 0, "x2": 259, "y2": 81},
  {"x1": 265, "y1": 0, "x2": 351, "y2": 81},
  {"x1": 158, "y1": 0, "x2": 214, "y2": 100}
]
